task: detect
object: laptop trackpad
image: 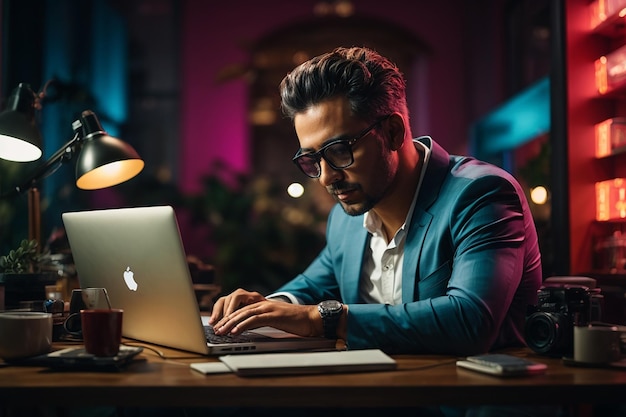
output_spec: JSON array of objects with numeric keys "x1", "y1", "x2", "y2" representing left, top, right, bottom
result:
[{"x1": 250, "y1": 326, "x2": 308, "y2": 339}]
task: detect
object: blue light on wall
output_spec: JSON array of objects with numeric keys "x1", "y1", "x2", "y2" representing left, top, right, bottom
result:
[
  {"x1": 39, "y1": 0, "x2": 128, "y2": 238},
  {"x1": 471, "y1": 76, "x2": 550, "y2": 158},
  {"x1": 90, "y1": 0, "x2": 128, "y2": 137}
]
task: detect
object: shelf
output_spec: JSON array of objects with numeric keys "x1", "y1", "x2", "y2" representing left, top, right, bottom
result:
[
  {"x1": 594, "y1": 218, "x2": 626, "y2": 224},
  {"x1": 595, "y1": 146, "x2": 626, "y2": 159},
  {"x1": 592, "y1": 9, "x2": 626, "y2": 38},
  {"x1": 596, "y1": 85, "x2": 626, "y2": 98}
]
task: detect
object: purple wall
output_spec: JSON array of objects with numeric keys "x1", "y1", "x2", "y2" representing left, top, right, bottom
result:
[{"x1": 180, "y1": 0, "x2": 503, "y2": 193}]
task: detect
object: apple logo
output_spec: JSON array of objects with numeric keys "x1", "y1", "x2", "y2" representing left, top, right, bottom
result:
[{"x1": 123, "y1": 266, "x2": 138, "y2": 291}]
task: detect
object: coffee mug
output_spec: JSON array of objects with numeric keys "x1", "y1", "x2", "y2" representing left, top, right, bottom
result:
[
  {"x1": 64, "y1": 288, "x2": 111, "y2": 336},
  {"x1": 0, "y1": 311, "x2": 53, "y2": 360},
  {"x1": 81, "y1": 308, "x2": 123, "y2": 357},
  {"x1": 574, "y1": 324, "x2": 622, "y2": 364}
]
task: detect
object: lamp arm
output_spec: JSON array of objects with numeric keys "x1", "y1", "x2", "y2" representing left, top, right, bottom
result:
[{"x1": 7, "y1": 131, "x2": 82, "y2": 197}]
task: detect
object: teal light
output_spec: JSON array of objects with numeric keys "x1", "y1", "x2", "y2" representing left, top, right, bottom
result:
[{"x1": 471, "y1": 77, "x2": 550, "y2": 156}]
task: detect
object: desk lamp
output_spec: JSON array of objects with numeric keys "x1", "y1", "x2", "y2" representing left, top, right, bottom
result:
[{"x1": 0, "y1": 82, "x2": 144, "y2": 250}]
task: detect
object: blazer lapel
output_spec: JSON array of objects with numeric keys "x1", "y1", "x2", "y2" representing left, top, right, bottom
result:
[
  {"x1": 402, "y1": 210, "x2": 430, "y2": 303},
  {"x1": 342, "y1": 224, "x2": 369, "y2": 304},
  {"x1": 402, "y1": 137, "x2": 449, "y2": 303}
]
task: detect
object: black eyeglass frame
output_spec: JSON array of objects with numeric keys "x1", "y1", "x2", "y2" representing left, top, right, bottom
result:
[{"x1": 292, "y1": 114, "x2": 391, "y2": 178}]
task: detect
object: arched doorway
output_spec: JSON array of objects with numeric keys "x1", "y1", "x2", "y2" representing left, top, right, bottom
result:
[{"x1": 238, "y1": 15, "x2": 430, "y2": 198}]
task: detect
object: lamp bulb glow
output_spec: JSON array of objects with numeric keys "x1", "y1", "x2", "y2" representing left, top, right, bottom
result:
[
  {"x1": 287, "y1": 182, "x2": 304, "y2": 198},
  {"x1": 0, "y1": 135, "x2": 42, "y2": 161},
  {"x1": 530, "y1": 186, "x2": 548, "y2": 205}
]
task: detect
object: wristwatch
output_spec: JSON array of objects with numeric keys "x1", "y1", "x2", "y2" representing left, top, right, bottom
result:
[{"x1": 317, "y1": 300, "x2": 343, "y2": 339}]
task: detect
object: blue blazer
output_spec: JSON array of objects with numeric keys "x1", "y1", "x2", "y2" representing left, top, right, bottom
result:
[{"x1": 276, "y1": 137, "x2": 543, "y2": 354}]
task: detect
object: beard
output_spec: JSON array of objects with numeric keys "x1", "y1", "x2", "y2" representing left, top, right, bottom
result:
[
  {"x1": 327, "y1": 181, "x2": 383, "y2": 217},
  {"x1": 340, "y1": 191, "x2": 379, "y2": 216},
  {"x1": 342, "y1": 198, "x2": 377, "y2": 216}
]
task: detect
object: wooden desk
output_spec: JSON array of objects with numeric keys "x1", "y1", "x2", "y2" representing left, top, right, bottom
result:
[{"x1": 1, "y1": 343, "x2": 626, "y2": 410}]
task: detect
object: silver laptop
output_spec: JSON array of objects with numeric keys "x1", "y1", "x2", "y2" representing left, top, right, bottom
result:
[{"x1": 62, "y1": 205, "x2": 336, "y2": 355}]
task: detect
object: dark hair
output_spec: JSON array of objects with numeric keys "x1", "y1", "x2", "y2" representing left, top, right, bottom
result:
[{"x1": 279, "y1": 47, "x2": 408, "y2": 123}]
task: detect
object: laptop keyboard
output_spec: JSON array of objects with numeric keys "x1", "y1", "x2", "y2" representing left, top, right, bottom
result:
[{"x1": 204, "y1": 325, "x2": 264, "y2": 344}]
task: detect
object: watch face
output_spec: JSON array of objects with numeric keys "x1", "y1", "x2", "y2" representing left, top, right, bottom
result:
[{"x1": 320, "y1": 300, "x2": 342, "y2": 313}]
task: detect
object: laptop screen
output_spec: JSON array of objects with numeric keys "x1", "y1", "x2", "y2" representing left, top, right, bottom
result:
[{"x1": 63, "y1": 206, "x2": 211, "y2": 354}]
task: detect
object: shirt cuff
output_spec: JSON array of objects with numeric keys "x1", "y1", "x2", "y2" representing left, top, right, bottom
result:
[{"x1": 266, "y1": 292, "x2": 300, "y2": 304}]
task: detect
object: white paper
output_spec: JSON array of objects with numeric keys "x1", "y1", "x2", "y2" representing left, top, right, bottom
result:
[{"x1": 190, "y1": 361, "x2": 234, "y2": 374}]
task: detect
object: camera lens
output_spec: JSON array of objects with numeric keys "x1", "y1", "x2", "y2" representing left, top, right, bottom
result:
[{"x1": 524, "y1": 312, "x2": 570, "y2": 354}]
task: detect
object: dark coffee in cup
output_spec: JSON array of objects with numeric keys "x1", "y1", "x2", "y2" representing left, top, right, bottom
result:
[{"x1": 80, "y1": 308, "x2": 123, "y2": 357}]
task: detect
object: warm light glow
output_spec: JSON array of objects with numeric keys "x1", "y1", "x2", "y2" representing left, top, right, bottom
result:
[
  {"x1": 287, "y1": 182, "x2": 304, "y2": 198},
  {"x1": 334, "y1": 0, "x2": 354, "y2": 17},
  {"x1": 590, "y1": 0, "x2": 626, "y2": 27},
  {"x1": 249, "y1": 98, "x2": 277, "y2": 126},
  {"x1": 596, "y1": 178, "x2": 626, "y2": 221},
  {"x1": 76, "y1": 159, "x2": 144, "y2": 190},
  {"x1": 595, "y1": 118, "x2": 626, "y2": 157},
  {"x1": 293, "y1": 51, "x2": 309, "y2": 66},
  {"x1": 595, "y1": 44, "x2": 626, "y2": 94},
  {"x1": 593, "y1": 0, "x2": 607, "y2": 26},
  {"x1": 596, "y1": 56, "x2": 608, "y2": 94},
  {"x1": 596, "y1": 119, "x2": 612, "y2": 157},
  {"x1": 530, "y1": 186, "x2": 548, "y2": 205},
  {"x1": 0, "y1": 134, "x2": 42, "y2": 162},
  {"x1": 312, "y1": 0, "x2": 353, "y2": 17}
]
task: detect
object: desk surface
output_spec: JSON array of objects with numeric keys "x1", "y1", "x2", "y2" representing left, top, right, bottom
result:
[{"x1": 1, "y1": 342, "x2": 626, "y2": 408}]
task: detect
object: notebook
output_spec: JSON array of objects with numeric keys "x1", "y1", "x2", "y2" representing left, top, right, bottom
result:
[{"x1": 62, "y1": 205, "x2": 337, "y2": 355}]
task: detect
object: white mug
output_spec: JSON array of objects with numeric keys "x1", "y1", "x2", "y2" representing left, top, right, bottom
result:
[
  {"x1": 574, "y1": 325, "x2": 622, "y2": 364},
  {"x1": 0, "y1": 311, "x2": 53, "y2": 360}
]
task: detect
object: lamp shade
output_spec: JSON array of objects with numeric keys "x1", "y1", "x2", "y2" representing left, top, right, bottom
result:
[
  {"x1": 74, "y1": 110, "x2": 144, "y2": 190},
  {"x1": 0, "y1": 83, "x2": 43, "y2": 162}
]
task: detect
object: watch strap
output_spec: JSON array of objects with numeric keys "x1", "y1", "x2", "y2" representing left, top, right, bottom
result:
[{"x1": 318, "y1": 301, "x2": 342, "y2": 339}]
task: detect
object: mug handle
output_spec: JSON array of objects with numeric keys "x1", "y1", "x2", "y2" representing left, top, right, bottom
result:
[{"x1": 63, "y1": 312, "x2": 82, "y2": 337}]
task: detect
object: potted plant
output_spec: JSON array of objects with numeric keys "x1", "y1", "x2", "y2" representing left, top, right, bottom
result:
[{"x1": 0, "y1": 239, "x2": 58, "y2": 310}]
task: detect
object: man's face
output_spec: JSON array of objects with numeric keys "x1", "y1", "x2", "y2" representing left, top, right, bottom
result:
[{"x1": 293, "y1": 96, "x2": 398, "y2": 216}]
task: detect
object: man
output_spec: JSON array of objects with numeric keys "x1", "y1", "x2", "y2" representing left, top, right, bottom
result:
[{"x1": 209, "y1": 46, "x2": 542, "y2": 355}]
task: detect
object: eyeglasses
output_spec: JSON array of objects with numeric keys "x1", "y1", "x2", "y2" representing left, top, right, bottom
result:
[{"x1": 292, "y1": 115, "x2": 390, "y2": 178}]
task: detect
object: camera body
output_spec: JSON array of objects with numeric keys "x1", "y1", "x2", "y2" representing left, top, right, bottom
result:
[{"x1": 524, "y1": 283, "x2": 602, "y2": 356}]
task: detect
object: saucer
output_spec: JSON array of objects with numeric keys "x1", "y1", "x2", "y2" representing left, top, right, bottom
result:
[
  {"x1": 12, "y1": 345, "x2": 144, "y2": 371},
  {"x1": 562, "y1": 356, "x2": 626, "y2": 369}
]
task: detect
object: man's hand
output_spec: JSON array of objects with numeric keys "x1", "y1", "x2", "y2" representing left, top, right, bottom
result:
[
  {"x1": 208, "y1": 288, "x2": 266, "y2": 325},
  {"x1": 209, "y1": 289, "x2": 322, "y2": 338}
]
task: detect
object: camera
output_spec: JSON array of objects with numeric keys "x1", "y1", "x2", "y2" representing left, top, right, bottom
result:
[{"x1": 524, "y1": 283, "x2": 602, "y2": 356}]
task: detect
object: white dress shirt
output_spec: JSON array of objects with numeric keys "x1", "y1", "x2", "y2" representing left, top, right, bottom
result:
[{"x1": 359, "y1": 140, "x2": 430, "y2": 305}]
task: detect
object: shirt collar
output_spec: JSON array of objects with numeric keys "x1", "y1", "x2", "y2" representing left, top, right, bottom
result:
[{"x1": 363, "y1": 140, "x2": 430, "y2": 237}]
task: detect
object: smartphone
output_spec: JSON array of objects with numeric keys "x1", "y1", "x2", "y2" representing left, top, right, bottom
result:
[{"x1": 456, "y1": 353, "x2": 547, "y2": 376}]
